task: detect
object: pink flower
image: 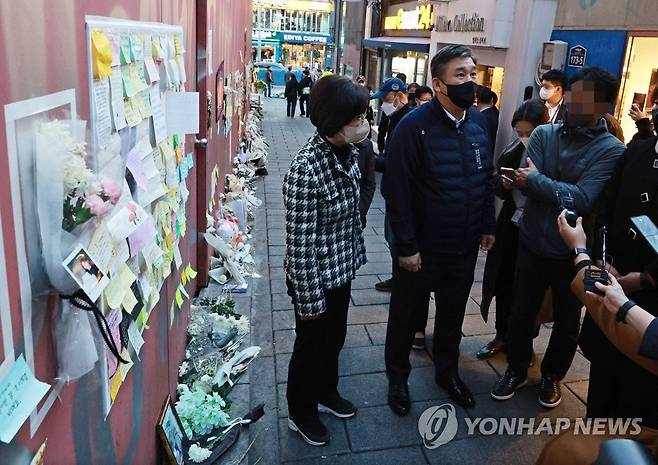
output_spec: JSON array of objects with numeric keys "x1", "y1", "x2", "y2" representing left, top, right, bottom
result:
[
  {"x1": 101, "y1": 177, "x2": 122, "y2": 204},
  {"x1": 85, "y1": 194, "x2": 111, "y2": 217}
]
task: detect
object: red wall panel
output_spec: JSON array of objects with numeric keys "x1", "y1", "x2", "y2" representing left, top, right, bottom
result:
[{"x1": 0, "y1": 0, "x2": 252, "y2": 463}]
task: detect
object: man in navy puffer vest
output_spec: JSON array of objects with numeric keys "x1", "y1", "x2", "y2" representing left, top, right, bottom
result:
[{"x1": 383, "y1": 45, "x2": 496, "y2": 414}]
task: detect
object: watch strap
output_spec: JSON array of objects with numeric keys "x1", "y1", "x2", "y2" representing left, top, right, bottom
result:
[
  {"x1": 616, "y1": 300, "x2": 637, "y2": 324},
  {"x1": 571, "y1": 247, "x2": 589, "y2": 258},
  {"x1": 575, "y1": 259, "x2": 592, "y2": 273}
]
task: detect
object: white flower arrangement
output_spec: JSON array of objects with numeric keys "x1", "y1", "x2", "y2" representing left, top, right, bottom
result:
[{"x1": 188, "y1": 443, "x2": 212, "y2": 463}]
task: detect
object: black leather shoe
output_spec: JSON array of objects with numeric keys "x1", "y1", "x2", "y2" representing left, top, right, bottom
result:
[
  {"x1": 288, "y1": 416, "x2": 330, "y2": 446},
  {"x1": 387, "y1": 382, "x2": 410, "y2": 416},
  {"x1": 375, "y1": 278, "x2": 393, "y2": 292},
  {"x1": 436, "y1": 375, "x2": 475, "y2": 408},
  {"x1": 318, "y1": 394, "x2": 357, "y2": 418},
  {"x1": 476, "y1": 338, "x2": 506, "y2": 359},
  {"x1": 538, "y1": 375, "x2": 562, "y2": 408}
]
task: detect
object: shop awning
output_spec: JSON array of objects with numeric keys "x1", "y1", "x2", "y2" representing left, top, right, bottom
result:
[{"x1": 363, "y1": 36, "x2": 430, "y2": 53}]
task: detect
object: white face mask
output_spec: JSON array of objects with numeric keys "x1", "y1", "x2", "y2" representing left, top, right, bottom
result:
[
  {"x1": 539, "y1": 86, "x2": 556, "y2": 101},
  {"x1": 518, "y1": 136, "x2": 530, "y2": 147},
  {"x1": 381, "y1": 101, "x2": 397, "y2": 116},
  {"x1": 341, "y1": 119, "x2": 370, "y2": 144}
]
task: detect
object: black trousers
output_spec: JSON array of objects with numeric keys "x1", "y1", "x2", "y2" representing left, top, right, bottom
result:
[
  {"x1": 385, "y1": 245, "x2": 479, "y2": 383},
  {"x1": 507, "y1": 243, "x2": 580, "y2": 379},
  {"x1": 299, "y1": 95, "x2": 308, "y2": 115},
  {"x1": 287, "y1": 97, "x2": 297, "y2": 117},
  {"x1": 587, "y1": 359, "x2": 658, "y2": 428},
  {"x1": 391, "y1": 253, "x2": 430, "y2": 333},
  {"x1": 287, "y1": 282, "x2": 351, "y2": 421}
]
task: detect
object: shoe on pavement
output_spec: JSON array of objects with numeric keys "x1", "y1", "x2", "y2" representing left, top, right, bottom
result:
[
  {"x1": 387, "y1": 382, "x2": 410, "y2": 416},
  {"x1": 538, "y1": 375, "x2": 562, "y2": 408},
  {"x1": 476, "y1": 338, "x2": 506, "y2": 359},
  {"x1": 491, "y1": 370, "x2": 527, "y2": 401},
  {"x1": 412, "y1": 332, "x2": 425, "y2": 350},
  {"x1": 437, "y1": 375, "x2": 475, "y2": 408},
  {"x1": 375, "y1": 278, "x2": 393, "y2": 292},
  {"x1": 287, "y1": 417, "x2": 330, "y2": 446},
  {"x1": 318, "y1": 394, "x2": 357, "y2": 418}
]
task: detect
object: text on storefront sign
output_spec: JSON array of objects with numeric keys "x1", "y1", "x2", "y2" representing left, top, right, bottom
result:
[
  {"x1": 384, "y1": 4, "x2": 433, "y2": 31},
  {"x1": 436, "y1": 13, "x2": 486, "y2": 33}
]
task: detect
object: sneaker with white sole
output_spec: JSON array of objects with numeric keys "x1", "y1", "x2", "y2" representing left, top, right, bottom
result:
[
  {"x1": 538, "y1": 375, "x2": 562, "y2": 408},
  {"x1": 287, "y1": 417, "x2": 330, "y2": 446},
  {"x1": 318, "y1": 395, "x2": 357, "y2": 418},
  {"x1": 491, "y1": 370, "x2": 527, "y2": 401}
]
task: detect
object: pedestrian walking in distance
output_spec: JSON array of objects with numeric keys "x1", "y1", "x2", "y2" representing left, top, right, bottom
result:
[
  {"x1": 285, "y1": 74, "x2": 300, "y2": 118},
  {"x1": 283, "y1": 75, "x2": 371, "y2": 447}
]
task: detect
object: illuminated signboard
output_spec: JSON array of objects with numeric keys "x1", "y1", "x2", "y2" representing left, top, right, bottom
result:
[{"x1": 384, "y1": 4, "x2": 433, "y2": 31}]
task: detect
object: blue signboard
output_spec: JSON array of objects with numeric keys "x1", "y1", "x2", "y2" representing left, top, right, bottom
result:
[
  {"x1": 279, "y1": 32, "x2": 333, "y2": 45},
  {"x1": 567, "y1": 45, "x2": 587, "y2": 68},
  {"x1": 550, "y1": 30, "x2": 626, "y2": 80}
]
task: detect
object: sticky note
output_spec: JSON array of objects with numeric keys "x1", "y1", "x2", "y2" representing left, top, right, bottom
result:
[
  {"x1": 118, "y1": 349, "x2": 134, "y2": 381},
  {"x1": 91, "y1": 30, "x2": 113, "y2": 79},
  {"x1": 122, "y1": 288, "x2": 138, "y2": 314},
  {"x1": 185, "y1": 264, "x2": 197, "y2": 280},
  {"x1": 104, "y1": 264, "x2": 137, "y2": 310},
  {"x1": 120, "y1": 33, "x2": 132, "y2": 64},
  {"x1": 121, "y1": 65, "x2": 137, "y2": 98},
  {"x1": 144, "y1": 57, "x2": 160, "y2": 83},
  {"x1": 127, "y1": 322, "x2": 144, "y2": 358},
  {"x1": 136, "y1": 309, "x2": 150, "y2": 330},
  {"x1": 107, "y1": 31, "x2": 120, "y2": 67},
  {"x1": 0, "y1": 355, "x2": 50, "y2": 443},
  {"x1": 175, "y1": 288, "x2": 184, "y2": 308},
  {"x1": 109, "y1": 372, "x2": 122, "y2": 402},
  {"x1": 129, "y1": 34, "x2": 144, "y2": 61}
]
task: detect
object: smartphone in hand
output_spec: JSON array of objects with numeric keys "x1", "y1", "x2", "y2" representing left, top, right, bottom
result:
[{"x1": 500, "y1": 167, "x2": 517, "y2": 183}]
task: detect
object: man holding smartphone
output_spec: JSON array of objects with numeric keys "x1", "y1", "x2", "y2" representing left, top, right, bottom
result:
[{"x1": 490, "y1": 67, "x2": 626, "y2": 408}]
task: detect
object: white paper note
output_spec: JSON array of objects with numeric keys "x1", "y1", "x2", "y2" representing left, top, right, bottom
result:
[
  {"x1": 149, "y1": 85, "x2": 167, "y2": 143},
  {"x1": 109, "y1": 70, "x2": 127, "y2": 131},
  {"x1": 127, "y1": 322, "x2": 145, "y2": 358},
  {"x1": 165, "y1": 91, "x2": 199, "y2": 136},
  {"x1": 92, "y1": 78, "x2": 112, "y2": 148}
]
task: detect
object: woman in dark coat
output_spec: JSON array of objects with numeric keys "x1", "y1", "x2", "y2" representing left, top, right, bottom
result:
[
  {"x1": 477, "y1": 99, "x2": 549, "y2": 359},
  {"x1": 298, "y1": 70, "x2": 313, "y2": 117},
  {"x1": 285, "y1": 74, "x2": 300, "y2": 117}
]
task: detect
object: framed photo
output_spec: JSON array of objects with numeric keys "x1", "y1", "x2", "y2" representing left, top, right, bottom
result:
[
  {"x1": 157, "y1": 396, "x2": 187, "y2": 465},
  {"x1": 62, "y1": 244, "x2": 110, "y2": 301}
]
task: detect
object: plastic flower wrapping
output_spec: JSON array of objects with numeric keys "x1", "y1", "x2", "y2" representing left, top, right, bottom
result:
[{"x1": 175, "y1": 386, "x2": 230, "y2": 438}]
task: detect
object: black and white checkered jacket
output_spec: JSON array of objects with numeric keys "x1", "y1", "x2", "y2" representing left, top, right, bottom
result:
[{"x1": 283, "y1": 132, "x2": 367, "y2": 318}]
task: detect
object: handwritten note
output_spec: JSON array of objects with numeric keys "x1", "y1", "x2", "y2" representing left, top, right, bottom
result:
[
  {"x1": 149, "y1": 85, "x2": 167, "y2": 143},
  {"x1": 127, "y1": 323, "x2": 145, "y2": 358},
  {"x1": 124, "y1": 98, "x2": 141, "y2": 128},
  {"x1": 120, "y1": 33, "x2": 131, "y2": 64},
  {"x1": 92, "y1": 78, "x2": 112, "y2": 149},
  {"x1": 108, "y1": 71, "x2": 127, "y2": 131},
  {"x1": 129, "y1": 34, "x2": 144, "y2": 62},
  {"x1": 107, "y1": 31, "x2": 120, "y2": 67},
  {"x1": 176, "y1": 54, "x2": 187, "y2": 84},
  {"x1": 107, "y1": 201, "x2": 146, "y2": 241},
  {"x1": 121, "y1": 65, "x2": 137, "y2": 98},
  {"x1": 0, "y1": 355, "x2": 50, "y2": 443},
  {"x1": 104, "y1": 264, "x2": 137, "y2": 310},
  {"x1": 128, "y1": 218, "x2": 156, "y2": 258},
  {"x1": 165, "y1": 91, "x2": 199, "y2": 136},
  {"x1": 144, "y1": 57, "x2": 159, "y2": 83}
]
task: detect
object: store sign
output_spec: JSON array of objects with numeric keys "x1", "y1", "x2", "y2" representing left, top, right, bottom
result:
[
  {"x1": 253, "y1": 29, "x2": 278, "y2": 41},
  {"x1": 280, "y1": 32, "x2": 332, "y2": 45},
  {"x1": 384, "y1": 4, "x2": 433, "y2": 31},
  {"x1": 431, "y1": 0, "x2": 513, "y2": 48},
  {"x1": 567, "y1": 45, "x2": 587, "y2": 67}
]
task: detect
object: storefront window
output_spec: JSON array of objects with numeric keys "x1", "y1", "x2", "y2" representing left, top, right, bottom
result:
[
  {"x1": 617, "y1": 35, "x2": 658, "y2": 139},
  {"x1": 391, "y1": 52, "x2": 429, "y2": 85},
  {"x1": 477, "y1": 65, "x2": 505, "y2": 108}
]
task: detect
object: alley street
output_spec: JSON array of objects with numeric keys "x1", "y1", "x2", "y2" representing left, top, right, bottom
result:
[{"x1": 245, "y1": 95, "x2": 591, "y2": 465}]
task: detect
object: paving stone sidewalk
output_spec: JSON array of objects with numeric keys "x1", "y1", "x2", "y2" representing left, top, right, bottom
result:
[{"x1": 241, "y1": 95, "x2": 590, "y2": 465}]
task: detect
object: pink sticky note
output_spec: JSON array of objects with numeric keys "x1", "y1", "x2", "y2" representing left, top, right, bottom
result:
[
  {"x1": 128, "y1": 218, "x2": 156, "y2": 257},
  {"x1": 126, "y1": 146, "x2": 148, "y2": 190}
]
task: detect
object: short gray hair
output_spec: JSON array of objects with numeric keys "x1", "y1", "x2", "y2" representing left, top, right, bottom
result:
[{"x1": 430, "y1": 45, "x2": 475, "y2": 80}]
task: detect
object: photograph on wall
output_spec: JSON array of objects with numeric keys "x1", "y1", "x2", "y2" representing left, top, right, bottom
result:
[
  {"x1": 157, "y1": 396, "x2": 187, "y2": 465},
  {"x1": 215, "y1": 60, "x2": 225, "y2": 133},
  {"x1": 62, "y1": 245, "x2": 109, "y2": 301}
]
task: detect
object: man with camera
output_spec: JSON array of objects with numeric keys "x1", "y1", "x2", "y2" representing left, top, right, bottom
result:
[{"x1": 490, "y1": 68, "x2": 626, "y2": 408}]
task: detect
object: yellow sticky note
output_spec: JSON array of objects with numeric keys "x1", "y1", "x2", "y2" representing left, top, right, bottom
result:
[
  {"x1": 175, "y1": 288, "x2": 184, "y2": 308},
  {"x1": 181, "y1": 270, "x2": 188, "y2": 286},
  {"x1": 174, "y1": 34, "x2": 183, "y2": 55},
  {"x1": 92, "y1": 30, "x2": 113, "y2": 79},
  {"x1": 136, "y1": 308, "x2": 150, "y2": 330},
  {"x1": 122, "y1": 288, "x2": 138, "y2": 314},
  {"x1": 104, "y1": 264, "x2": 137, "y2": 309},
  {"x1": 185, "y1": 264, "x2": 197, "y2": 280},
  {"x1": 118, "y1": 349, "x2": 134, "y2": 381},
  {"x1": 124, "y1": 98, "x2": 141, "y2": 127},
  {"x1": 110, "y1": 372, "x2": 123, "y2": 402}
]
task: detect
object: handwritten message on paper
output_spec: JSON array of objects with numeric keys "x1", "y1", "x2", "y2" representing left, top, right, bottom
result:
[{"x1": 0, "y1": 355, "x2": 50, "y2": 443}]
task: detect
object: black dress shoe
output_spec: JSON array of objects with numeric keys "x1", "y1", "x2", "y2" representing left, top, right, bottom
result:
[
  {"x1": 476, "y1": 338, "x2": 506, "y2": 359},
  {"x1": 387, "y1": 382, "x2": 410, "y2": 416},
  {"x1": 491, "y1": 369, "x2": 527, "y2": 401},
  {"x1": 436, "y1": 375, "x2": 475, "y2": 408},
  {"x1": 375, "y1": 278, "x2": 393, "y2": 292}
]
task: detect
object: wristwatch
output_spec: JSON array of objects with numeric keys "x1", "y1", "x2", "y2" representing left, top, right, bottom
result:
[
  {"x1": 570, "y1": 247, "x2": 589, "y2": 258},
  {"x1": 616, "y1": 300, "x2": 637, "y2": 324}
]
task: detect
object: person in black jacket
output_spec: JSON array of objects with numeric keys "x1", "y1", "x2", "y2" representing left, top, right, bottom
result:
[
  {"x1": 476, "y1": 86, "x2": 500, "y2": 151},
  {"x1": 376, "y1": 73, "x2": 407, "y2": 153},
  {"x1": 478, "y1": 100, "x2": 549, "y2": 359},
  {"x1": 356, "y1": 138, "x2": 376, "y2": 227},
  {"x1": 298, "y1": 70, "x2": 313, "y2": 117},
  {"x1": 540, "y1": 69, "x2": 567, "y2": 124},
  {"x1": 383, "y1": 45, "x2": 496, "y2": 414},
  {"x1": 285, "y1": 74, "x2": 300, "y2": 117},
  {"x1": 628, "y1": 89, "x2": 657, "y2": 143},
  {"x1": 576, "y1": 133, "x2": 658, "y2": 427}
]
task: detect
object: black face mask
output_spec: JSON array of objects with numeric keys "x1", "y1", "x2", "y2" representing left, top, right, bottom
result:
[{"x1": 441, "y1": 80, "x2": 476, "y2": 109}]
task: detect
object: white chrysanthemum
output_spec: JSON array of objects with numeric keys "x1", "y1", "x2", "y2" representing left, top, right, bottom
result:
[
  {"x1": 179, "y1": 361, "x2": 190, "y2": 377},
  {"x1": 177, "y1": 383, "x2": 190, "y2": 394},
  {"x1": 234, "y1": 316, "x2": 250, "y2": 335},
  {"x1": 188, "y1": 444, "x2": 212, "y2": 463}
]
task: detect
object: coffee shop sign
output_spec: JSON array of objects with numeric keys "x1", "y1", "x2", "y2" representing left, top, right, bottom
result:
[{"x1": 436, "y1": 13, "x2": 486, "y2": 33}]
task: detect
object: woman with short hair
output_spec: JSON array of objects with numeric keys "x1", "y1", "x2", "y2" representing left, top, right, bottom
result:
[{"x1": 283, "y1": 75, "x2": 370, "y2": 446}]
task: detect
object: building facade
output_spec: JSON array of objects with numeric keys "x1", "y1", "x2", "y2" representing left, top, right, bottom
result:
[
  {"x1": 252, "y1": 0, "x2": 334, "y2": 69},
  {"x1": 552, "y1": 0, "x2": 658, "y2": 141}
]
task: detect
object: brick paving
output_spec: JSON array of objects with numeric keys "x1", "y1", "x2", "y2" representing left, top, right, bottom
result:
[{"x1": 241, "y1": 95, "x2": 590, "y2": 465}]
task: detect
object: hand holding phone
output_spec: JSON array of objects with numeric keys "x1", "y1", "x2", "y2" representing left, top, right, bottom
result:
[{"x1": 500, "y1": 167, "x2": 517, "y2": 183}]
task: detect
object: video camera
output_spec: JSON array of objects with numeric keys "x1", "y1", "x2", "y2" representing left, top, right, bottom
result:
[{"x1": 631, "y1": 215, "x2": 658, "y2": 256}]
